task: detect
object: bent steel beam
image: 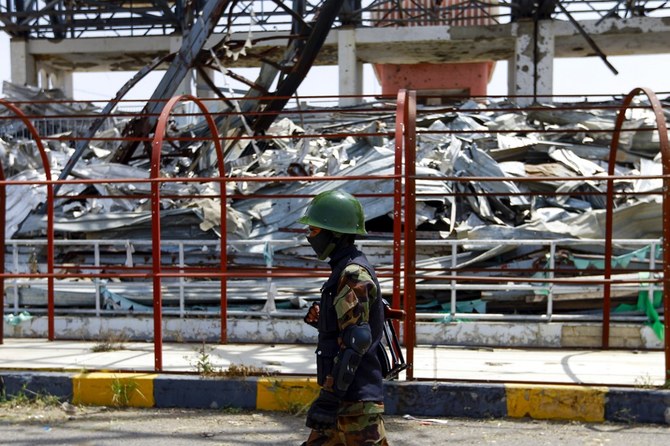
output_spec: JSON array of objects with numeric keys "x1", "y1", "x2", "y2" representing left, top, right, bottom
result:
[
  {"x1": 55, "y1": 54, "x2": 173, "y2": 194},
  {"x1": 112, "y1": 0, "x2": 232, "y2": 165}
]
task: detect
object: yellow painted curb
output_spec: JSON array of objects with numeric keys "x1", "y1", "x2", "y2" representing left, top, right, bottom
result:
[
  {"x1": 73, "y1": 372, "x2": 157, "y2": 408},
  {"x1": 257, "y1": 377, "x2": 320, "y2": 412},
  {"x1": 506, "y1": 383, "x2": 607, "y2": 422}
]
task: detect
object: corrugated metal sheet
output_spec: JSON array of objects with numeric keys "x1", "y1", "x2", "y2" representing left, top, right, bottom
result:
[{"x1": 2, "y1": 84, "x2": 668, "y2": 315}]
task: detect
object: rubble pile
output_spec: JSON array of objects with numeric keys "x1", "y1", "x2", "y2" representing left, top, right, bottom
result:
[{"x1": 1, "y1": 82, "x2": 668, "y2": 319}]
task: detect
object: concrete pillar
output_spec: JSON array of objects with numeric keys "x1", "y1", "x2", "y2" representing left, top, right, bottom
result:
[
  {"x1": 338, "y1": 28, "x2": 363, "y2": 107},
  {"x1": 51, "y1": 70, "x2": 74, "y2": 98},
  {"x1": 10, "y1": 39, "x2": 37, "y2": 87},
  {"x1": 509, "y1": 20, "x2": 555, "y2": 106},
  {"x1": 38, "y1": 68, "x2": 49, "y2": 90}
]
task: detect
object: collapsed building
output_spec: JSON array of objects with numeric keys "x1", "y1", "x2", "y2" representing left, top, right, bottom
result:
[{"x1": 1, "y1": 81, "x2": 668, "y2": 341}]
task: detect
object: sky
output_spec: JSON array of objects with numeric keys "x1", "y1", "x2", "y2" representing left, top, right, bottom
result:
[{"x1": 1, "y1": 32, "x2": 669, "y2": 102}]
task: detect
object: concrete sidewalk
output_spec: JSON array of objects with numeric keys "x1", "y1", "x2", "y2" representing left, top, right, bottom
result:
[
  {"x1": 0, "y1": 338, "x2": 667, "y2": 385},
  {"x1": 0, "y1": 338, "x2": 669, "y2": 424}
]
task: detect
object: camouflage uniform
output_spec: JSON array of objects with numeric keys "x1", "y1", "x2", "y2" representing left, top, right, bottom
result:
[
  {"x1": 305, "y1": 261, "x2": 389, "y2": 446},
  {"x1": 304, "y1": 401, "x2": 388, "y2": 445}
]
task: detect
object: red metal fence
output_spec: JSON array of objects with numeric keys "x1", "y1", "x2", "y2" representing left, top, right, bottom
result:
[
  {"x1": 0, "y1": 89, "x2": 668, "y2": 382},
  {"x1": 398, "y1": 89, "x2": 670, "y2": 381}
]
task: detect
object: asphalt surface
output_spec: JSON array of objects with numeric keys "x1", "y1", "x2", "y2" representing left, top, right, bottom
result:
[{"x1": 2, "y1": 408, "x2": 670, "y2": 446}]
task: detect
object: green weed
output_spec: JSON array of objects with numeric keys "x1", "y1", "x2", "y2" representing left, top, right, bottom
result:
[
  {"x1": 110, "y1": 378, "x2": 144, "y2": 407},
  {"x1": 191, "y1": 342, "x2": 217, "y2": 375},
  {"x1": 0, "y1": 384, "x2": 61, "y2": 409}
]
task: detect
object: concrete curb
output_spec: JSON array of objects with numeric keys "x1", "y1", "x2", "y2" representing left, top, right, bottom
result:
[{"x1": 1, "y1": 371, "x2": 669, "y2": 425}]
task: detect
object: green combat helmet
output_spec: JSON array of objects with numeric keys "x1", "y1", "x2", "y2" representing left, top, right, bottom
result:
[{"x1": 298, "y1": 190, "x2": 367, "y2": 235}]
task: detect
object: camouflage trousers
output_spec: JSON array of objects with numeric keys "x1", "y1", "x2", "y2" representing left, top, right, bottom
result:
[{"x1": 302, "y1": 401, "x2": 389, "y2": 446}]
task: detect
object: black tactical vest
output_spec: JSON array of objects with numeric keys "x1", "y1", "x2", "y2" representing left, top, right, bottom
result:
[{"x1": 316, "y1": 244, "x2": 384, "y2": 402}]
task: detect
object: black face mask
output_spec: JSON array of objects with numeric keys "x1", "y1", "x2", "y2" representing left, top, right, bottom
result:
[{"x1": 308, "y1": 229, "x2": 337, "y2": 261}]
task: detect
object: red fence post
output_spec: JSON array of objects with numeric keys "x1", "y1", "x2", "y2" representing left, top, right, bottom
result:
[
  {"x1": 0, "y1": 157, "x2": 5, "y2": 344},
  {"x1": 397, "y1": 90, "x2": 417, "y2": 379},
  {"x1": 393, "y1": 92, "x2": 405, "y2": 323}
]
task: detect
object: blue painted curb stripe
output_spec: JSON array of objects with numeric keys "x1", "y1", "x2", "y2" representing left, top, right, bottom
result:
[
  {"x1": 0, "y1": 372, "x2": 73, "y2": 401},
  {"x1": 153, "y1": 375, "x2": 258, "y2": 410},
  {"x1": 605, "y1": 387, "x2": 670, "y2": 424},
  {"x1": 384, "y1": 381, "x2": 507, "y2": 418}
]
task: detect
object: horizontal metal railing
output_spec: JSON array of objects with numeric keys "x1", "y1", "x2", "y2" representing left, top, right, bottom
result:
[{"x1": 3, "y1": 237, "x2": 663, "y2": 324}]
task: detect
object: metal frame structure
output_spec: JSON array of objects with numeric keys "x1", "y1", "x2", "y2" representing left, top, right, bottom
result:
[
  {"x1": 55, "y1": 0, "x2": 346, "y2": 190},
  {"x1": 2, "y1": 1, "x2": 670, "y2": 39}
]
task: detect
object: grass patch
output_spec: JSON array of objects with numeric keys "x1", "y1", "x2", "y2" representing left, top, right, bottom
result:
[
  {"x1": 190, "y1": 343, "x2": 277, "y2": 378},
  {"x1": 0, "y1": 385, "x2": 61, "y2": 409},
  {"x1": 90, "y1": 331, "x2": 128, "y2": 352},
  {"x1": 220, "y1": 363, "x2": 277, "y2": 378}
]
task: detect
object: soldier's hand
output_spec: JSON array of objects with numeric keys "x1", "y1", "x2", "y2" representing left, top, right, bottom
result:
[{"x1": 303, "y1": 302, "x2": 320, "y2": 328}]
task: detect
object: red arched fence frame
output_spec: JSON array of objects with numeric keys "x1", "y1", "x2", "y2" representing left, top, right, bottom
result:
[
  {"x1": 150, "y1": 95, "x2": 227, "y2": 371},
  {"x1": 146, "y1": 93, "x2": 405, "y2": 372},
  {"x1": 603, "y1": 88, "x2": 670, "y2": 383},
  {"x1": 398, "y1": 88, "x2": 670, "y2": 383},
  {"x1": 0, "y1": 99, "x2": 55, "y2": 344}
]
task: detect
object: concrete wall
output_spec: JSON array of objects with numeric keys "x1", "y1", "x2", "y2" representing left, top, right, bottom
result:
[{"x1": 3, "y1": 315, "x2": 664, "y2": 350}]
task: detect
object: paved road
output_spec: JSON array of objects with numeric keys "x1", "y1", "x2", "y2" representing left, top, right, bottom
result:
[{"x1": 1, "y1": 406, "x2": 668, "y2": 446}]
